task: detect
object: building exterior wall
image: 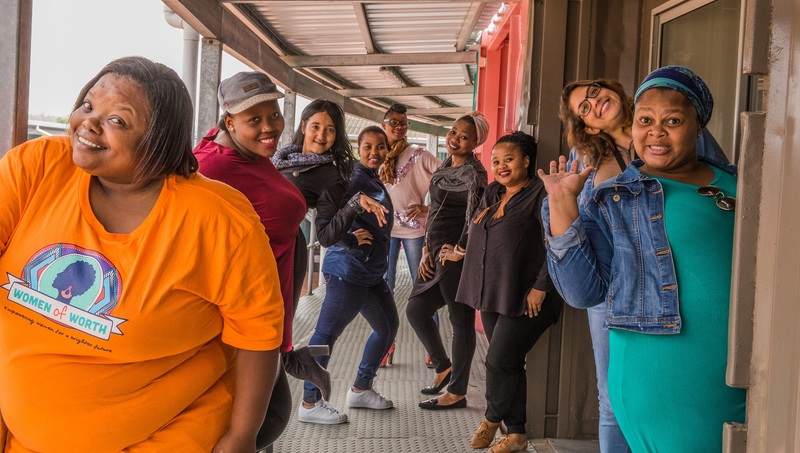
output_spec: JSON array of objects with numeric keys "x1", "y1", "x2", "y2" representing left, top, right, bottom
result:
[
  {"x1": 476, "y1": 0, "x2": 800, "y2": 445},
  {"x1": 746, "y1": 0, "x2": 800, "y2": 449}
]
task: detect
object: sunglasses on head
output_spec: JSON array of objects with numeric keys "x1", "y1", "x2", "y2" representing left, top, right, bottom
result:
[
  {"x1": 577, "y1": 83, "x2": 602, "y2": 118},
  {"x1": 697, "y1": 185, "x2": 736, "y2": 211}
]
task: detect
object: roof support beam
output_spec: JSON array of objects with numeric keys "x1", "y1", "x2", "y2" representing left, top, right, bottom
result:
[
  {"x1": 222, "y1": 0, "x2": 520, "y2": 3},
  {"x1": 338, "y1": 85, "x2": 474, "y2": 97},
  {"x1": 461, "y1": 64, "x2": 473, "y2": 86},
  {"x1": 282, "y1": 52, "x2": 477, "y2": 68},
  {"x1": 352, "y1": 2, "x2": 377, "y2": 54},
  {"x1": 165, "y1": 0, "x2": 452, "y2": 136},
  {"x1": 407, "y1": 107, "x2": 470, "y2": 116},
  {"x1": 456, "y1": 2, "x2": 486, "y2": 51}
]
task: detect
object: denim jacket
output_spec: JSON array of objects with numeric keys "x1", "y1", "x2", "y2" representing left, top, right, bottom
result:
[
  {"x1": 322, "y1": 164, "x2": 393, "y2": 286},
  {"x1": 542, "y1": 157, "x2": 737, "y2": 334}
]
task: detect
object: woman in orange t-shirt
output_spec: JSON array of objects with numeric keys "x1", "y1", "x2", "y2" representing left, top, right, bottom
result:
[{"x1": 0, "y1": 57, "x2": 283, "y2": 452}]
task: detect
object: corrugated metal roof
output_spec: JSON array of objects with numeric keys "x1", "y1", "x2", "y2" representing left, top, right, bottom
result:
[{"x1": 168, "y1": 0, "x2": 506, "y2": 135}]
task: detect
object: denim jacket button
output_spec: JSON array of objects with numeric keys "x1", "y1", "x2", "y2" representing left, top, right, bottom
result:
[{"x1": 612, "y1": 194, "x2": 621, "y2": 202}]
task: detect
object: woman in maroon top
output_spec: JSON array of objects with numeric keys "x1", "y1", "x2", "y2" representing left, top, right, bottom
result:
[
  {"x1": 195, "y1": 72, "x2": 306, "y2": 357},
  {"x1": 193, "y1": 71, "x2": 330, "y2": 447}
]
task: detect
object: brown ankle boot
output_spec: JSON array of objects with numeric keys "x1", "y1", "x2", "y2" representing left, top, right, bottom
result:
[
  {"x1": 470, "y1": 419, "x2": 499, "y2": 448},
  {"x1": 488, "y1": 434, "x2": 528, "y2": 453}
]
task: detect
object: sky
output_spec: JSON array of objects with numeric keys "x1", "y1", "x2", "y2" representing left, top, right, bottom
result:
[{"x1": 28, "y1": 0, "x2": 253, "y2": 118}]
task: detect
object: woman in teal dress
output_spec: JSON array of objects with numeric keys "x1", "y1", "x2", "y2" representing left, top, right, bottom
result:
[{"x1": 541, "y1": 66, "x2": 746, "y2": 452}]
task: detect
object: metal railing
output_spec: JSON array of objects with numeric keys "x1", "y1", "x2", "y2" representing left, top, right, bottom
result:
[{"x1": 303, "y1": 209, "x2": 326, "y2": 295}]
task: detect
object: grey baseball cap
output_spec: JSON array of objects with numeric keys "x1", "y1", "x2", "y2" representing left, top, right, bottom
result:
[{"x1": 218, "y1": 71, "x2": 284, "y2": 114}]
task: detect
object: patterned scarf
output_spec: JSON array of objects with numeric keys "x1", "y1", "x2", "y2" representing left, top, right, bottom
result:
[
  {"x1": 430, "y1": 156, "x2": 480, "y2": 224},
  {"x1": 379, "y1": 138, "x2": 409, "y2": 184},
  {"x1": 272, "y1": 144, "x2": 334, "y2": 173}
]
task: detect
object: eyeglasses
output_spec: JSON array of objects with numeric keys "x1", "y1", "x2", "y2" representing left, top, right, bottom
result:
[
  {"x1": 697, "y1": 185, "x2": 736, "y2": 211},
  {"x1": 383, "y1": 118, "x2": 408, "y2": 129},
  {"x1": 577, "y1": 83, "x2": 602, "y2": 118}
]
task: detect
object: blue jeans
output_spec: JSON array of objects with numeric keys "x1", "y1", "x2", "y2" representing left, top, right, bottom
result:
[
  {"x1": 303, "y1": 275, "x2": 399, "y2": 403},
  {"x1": 385, "y1": 236, "x2": 425, "y2": 293},
  {"x1": 386, "y1": 236, "x2": 439, "y2": 327},
  {"x1": 588, "y1": 304, "x2": 631, "y2": 453}
]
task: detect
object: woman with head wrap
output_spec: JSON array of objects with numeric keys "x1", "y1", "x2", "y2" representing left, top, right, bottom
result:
[
  {"x1": 557, "y1": 72, "x2": 729, "y2": 452},
  {"x1": 406, "y1": 112, "x2": 489, "y2": 411},
  {"x1": 541, "y1": 66, "x2": 746, "y2": 452}
]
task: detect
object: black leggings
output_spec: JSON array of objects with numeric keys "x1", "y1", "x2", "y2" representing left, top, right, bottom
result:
[
  {"x1": 406, "y1": 267, "x2": 476, "y2": 396},
  {"x1": 480, "y1": 291, "x2": 562, "y2": 434}
]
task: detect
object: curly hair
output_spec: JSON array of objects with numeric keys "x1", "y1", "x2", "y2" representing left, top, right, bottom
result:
[
  {"x1": 558, "y1": 79, "x2": 633, "y2": 167},
  {"x1": 383, "y1": 103, "x2": 407, "y2": 119},
  {"x1": 494, "y1": 131, "x2": 537, "y2": 178},
  {"x1": 292, "y1": 99, "x2": 356, "y2": 180},
  {"x1": 72, "y1": 56, "x2": 197, "y2": 181}
]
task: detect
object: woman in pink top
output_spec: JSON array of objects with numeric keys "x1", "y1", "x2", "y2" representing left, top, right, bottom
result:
[{"x1": 379, "y1": 103, "x2": 441, "y2": 366}]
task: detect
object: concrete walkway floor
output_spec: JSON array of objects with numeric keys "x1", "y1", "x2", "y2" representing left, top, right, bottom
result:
[{"x1": 273, "y1": 257, "x2": 598, "y2": 453}]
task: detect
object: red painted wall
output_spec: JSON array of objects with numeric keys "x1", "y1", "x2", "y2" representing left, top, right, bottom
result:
[{"x1": 475, "y1": 1, "x2": 529, "y2": 181}]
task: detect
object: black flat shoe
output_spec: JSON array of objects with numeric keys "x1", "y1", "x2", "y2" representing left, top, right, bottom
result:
[
  {"x1": 419, "y1": 396, "x2": 467, "y2": 410},
  {"x1": 420, "y1": 370, "x2": 451, "y2": 395}
]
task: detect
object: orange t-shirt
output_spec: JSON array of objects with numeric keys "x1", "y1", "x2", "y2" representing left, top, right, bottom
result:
[{"x1": 0, "y1": 137, "x2": 284, "y2": 452}]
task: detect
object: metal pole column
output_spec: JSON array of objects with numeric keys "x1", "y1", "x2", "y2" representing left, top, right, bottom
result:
[
  {"x1": 197, "y1": 38, "x2": 222, "y2": 141},
  {"x1": 0, "y1": 0, "x2": 32, "y2": 154},
  {"x1": 280, "y1": 90, "x2": 297, "y2": 148}
]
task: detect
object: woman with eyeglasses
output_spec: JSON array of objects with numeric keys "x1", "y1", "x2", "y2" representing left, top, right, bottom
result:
[
  {"x1": 555, "y1": 77, "x2": 730, "y2": 453},
  {"x1": 541, "y1": 66, "x2": 745, "y2": 452},
  {"x1": 378, "y1": 103, "x2": 441, "y2": 368}
]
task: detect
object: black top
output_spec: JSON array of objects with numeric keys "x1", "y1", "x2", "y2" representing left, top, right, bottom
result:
[
  {"x1": 321, "y1": 163, "x2": 394, "y2": 285},
  {"x1": 410, "y1": 154, "x2": 487, "y2": 297},
  {"x1": 425, "y1": 154, "x2": 488, "y2": 255},
  {"x1": 456, "y1": 178, "x2": 553, "y2": 317},
  {"x1": 277, "y1": 161, "x2": 349, "y2": 248}
]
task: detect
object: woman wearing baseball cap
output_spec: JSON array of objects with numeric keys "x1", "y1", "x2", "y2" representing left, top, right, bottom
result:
[{"x1": 193, "y1": 71, "x2": 332, "y2": 445}]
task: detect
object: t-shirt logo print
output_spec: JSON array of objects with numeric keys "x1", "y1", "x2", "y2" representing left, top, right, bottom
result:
[{"x1": 1, "y1": 243, "x2": 126, "y2": 340}]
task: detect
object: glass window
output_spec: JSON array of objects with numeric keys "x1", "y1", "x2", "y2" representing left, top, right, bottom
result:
[{"x1": 654, "y1": 0, "x2": 741, "y2": 159}]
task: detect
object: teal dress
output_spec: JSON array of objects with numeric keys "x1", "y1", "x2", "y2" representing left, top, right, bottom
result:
[{"x1": 607, "y1": 166, "x2": 746, "y2": 452}]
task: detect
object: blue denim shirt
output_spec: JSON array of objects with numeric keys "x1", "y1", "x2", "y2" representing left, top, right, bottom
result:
[
  {"x1": 542, "y1": 157, "x2": 737, "y2": 334},
  {"x1": 322, "y1": 164, "x2": 393, "y2": 286}
]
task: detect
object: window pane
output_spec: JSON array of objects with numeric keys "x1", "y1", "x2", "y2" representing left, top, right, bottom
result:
[{"x1": 659, "y1": 0, "x2": 740, "y2": 158}]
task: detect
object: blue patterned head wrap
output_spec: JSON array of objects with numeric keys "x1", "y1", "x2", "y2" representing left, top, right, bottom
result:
[{"x1": 634, "y1": 66, "x2": 713, "y2": 128}]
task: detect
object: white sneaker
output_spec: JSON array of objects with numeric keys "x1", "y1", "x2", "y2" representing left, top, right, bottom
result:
[
  {"x1": 346, "y1": 387, "x2": 393, "y2": 409},
  {"x1": 297, "y1": 400, "x2": 348, "y2": 424}
]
